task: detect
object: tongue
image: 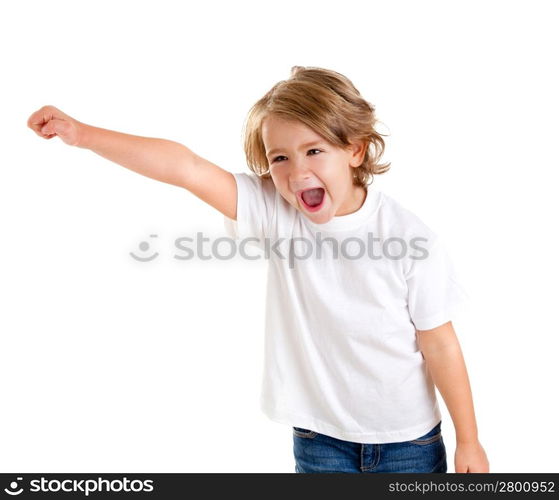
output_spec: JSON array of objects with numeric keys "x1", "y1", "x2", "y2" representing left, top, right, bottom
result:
[{"x1": 302, "y1": 188, "x2": 325, "y2": 207}]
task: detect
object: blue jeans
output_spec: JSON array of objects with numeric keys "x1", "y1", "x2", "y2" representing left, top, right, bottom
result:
[{"x1": 293, "y1": 420, "x2": 447, "y2": 473}]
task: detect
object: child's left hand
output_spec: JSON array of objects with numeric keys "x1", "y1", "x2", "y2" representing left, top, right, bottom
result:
[{"x1": 454, "y1": 440, "x2": 490, "y2": 472}]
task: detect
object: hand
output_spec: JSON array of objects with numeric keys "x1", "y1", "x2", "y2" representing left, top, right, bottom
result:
[
  {"x1": 27, "y1": 105, "x2": 84, "y2": 147},
  {"x1": 455, "y1": 440, "x2": 490, "y2": 473}
]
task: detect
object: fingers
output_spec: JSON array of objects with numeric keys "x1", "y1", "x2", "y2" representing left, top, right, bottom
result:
[
  {"x1": 40, "y1": 118, "x2": 58, "y2": 135},
  {"x1": 27, "y1": 105, "x2": 63, "y2": 138},
  {"x1": 43, "y1": 117, "x2": 74, "y2": 140}
]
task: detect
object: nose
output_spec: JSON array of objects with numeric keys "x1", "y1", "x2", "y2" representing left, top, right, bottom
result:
[{"x1": 289, "y1": 157, "x2": 312, "y2": 183}]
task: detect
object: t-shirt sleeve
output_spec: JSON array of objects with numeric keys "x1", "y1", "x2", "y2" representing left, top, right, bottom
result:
[
  {"x1": 223, "y1": 172, "x2": 276, "y2": 249},
  {"x1": 405, "y1": 236, "x2": 470, "y2": 331}
]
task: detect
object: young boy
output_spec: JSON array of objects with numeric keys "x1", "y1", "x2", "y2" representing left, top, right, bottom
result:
[{"x1": 27, "y1": 66, "x2": 489, "y2": 473}]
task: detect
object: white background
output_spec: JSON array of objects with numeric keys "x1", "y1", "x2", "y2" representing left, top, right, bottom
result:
[{"x1": 1, "y1": 0, "x2": 557, "y2": 473}]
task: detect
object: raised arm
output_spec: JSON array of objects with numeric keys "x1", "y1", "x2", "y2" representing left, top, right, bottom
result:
[{"x1": 27, "y1": 105, "x2": 238, "y2": 220}]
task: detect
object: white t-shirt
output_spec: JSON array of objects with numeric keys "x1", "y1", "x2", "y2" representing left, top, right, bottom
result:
[{"x1": 223, "y1": 172, "x2": 469, "y2": 443}]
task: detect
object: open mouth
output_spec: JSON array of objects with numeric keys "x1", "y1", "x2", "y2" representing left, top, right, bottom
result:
[{"x1": 299, "y1": 187, "x2": 325, "y2": 212}]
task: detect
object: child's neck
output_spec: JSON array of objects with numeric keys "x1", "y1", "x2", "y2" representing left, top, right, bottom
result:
[{"x1": 336, "y1": 185, "x2": 366, "y2": 216}]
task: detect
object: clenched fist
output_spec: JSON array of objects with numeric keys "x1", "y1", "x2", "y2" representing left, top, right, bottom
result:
[{"x1": 27, "y1": 105, "x2": 84, "y2": 147}]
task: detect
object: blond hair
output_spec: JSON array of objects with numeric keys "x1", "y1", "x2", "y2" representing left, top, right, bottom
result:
[{"x1": 243, "y1": 66, "x2": 391, "y2": 188}]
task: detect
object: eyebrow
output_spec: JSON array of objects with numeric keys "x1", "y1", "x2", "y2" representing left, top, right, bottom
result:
[{"x1": 266, "y1": 141, "x2": 325, "y2": 158}]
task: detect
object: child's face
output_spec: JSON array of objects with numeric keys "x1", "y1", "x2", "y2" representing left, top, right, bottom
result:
[{"x1": 262, "y1": 114, "x2": 366, "y2": 224}]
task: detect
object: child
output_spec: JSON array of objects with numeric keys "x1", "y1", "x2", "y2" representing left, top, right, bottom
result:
[{"x1": 27, "y1": 66, "x2": 489, "y2": 474}]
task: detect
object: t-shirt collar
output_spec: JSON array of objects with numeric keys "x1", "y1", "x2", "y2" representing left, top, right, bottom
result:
[{"x1": 302, "y1": 185, "x2": 382, "y2": 232}]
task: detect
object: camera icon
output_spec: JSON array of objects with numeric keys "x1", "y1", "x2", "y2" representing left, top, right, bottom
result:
[
  {"x1": 4, "y1": 477, "x2": 24, "y2": 496},
  {"x1": 130, "y1": 234, "x2": 159, "y2": 262}
]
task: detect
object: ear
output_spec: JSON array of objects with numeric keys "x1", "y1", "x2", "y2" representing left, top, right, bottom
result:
[{"x1": 348, "y1": 139, "x2": 367, "y2": 168}]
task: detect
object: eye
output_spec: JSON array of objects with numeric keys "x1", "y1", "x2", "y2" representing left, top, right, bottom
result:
[{"x1": 272, "y1": 149, "x2": 322, "y2": 163}]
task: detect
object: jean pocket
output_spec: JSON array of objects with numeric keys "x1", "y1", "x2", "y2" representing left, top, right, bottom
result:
[
  {"x1": 409, "y1": 422, "x2": 443, "y2": 445},
  {"x1": 293, "y1": 427, "x2": 318, "y2": 439}
]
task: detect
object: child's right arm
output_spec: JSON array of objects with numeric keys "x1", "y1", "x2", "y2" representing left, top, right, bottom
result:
[{"x1": 27, "y1": 105, "x2": 238, "y2": 221}]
